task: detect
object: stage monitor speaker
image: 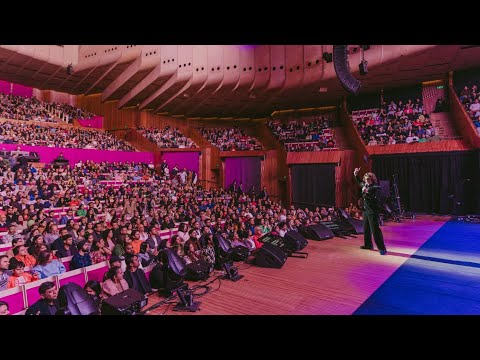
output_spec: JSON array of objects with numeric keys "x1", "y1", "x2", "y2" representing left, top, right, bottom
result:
[
  {"x1": 344, "y1": 218, "x2": 364, "y2": 234},
  {"x1": 101, "y1": 289, "x2": 148, "y2": 315},
  {"x1": 254, "y1": 242, "x2": 287, "y2": 269},
  {"x1": 185, "y1": 259, "x2": 212, "y2": 281},
  {"x1": 333, "y1": 45, "x2": 361, "y2": 95},
  {"x1": 283, "y1": 231, "x2": 308, "y2": 251},
  {"x1": 57, "y1": 282, "x2": 99, "y2": 315},
  {"x1": 259, "y1": 232, "x2": 296, "y2": 254},
  {"x1": 304, "y1": 224, "x2": 335, "y2": 240}
]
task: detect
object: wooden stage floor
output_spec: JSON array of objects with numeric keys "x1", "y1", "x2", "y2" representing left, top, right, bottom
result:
[{"x1": 143, "y1": 215, "x2": 450, "y2": 315}]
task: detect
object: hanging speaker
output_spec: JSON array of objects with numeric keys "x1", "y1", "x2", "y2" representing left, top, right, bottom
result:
[{"x1": 333, "y1": 45, "x2": 361, "y2": 95}]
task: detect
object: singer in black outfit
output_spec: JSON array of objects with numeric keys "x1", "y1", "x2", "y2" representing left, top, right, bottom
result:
[{"x1": 354, "y1": 167, "x2": 387, "y2": 255}]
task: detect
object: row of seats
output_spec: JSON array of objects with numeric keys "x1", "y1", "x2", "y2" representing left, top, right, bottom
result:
[{"x1": 1, "y1": 261, "x2": 156, "y2": 315}]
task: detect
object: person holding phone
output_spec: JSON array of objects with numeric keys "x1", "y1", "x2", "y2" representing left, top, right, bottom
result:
[{"x1": 353, "y1": 167, "x2": 387, "y2": 255}]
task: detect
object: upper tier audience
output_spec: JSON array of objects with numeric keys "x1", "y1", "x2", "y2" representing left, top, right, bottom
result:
[
  {"x1": 352, "y1": 98, "x2": 441, "y2": 145},
  {"x1": 458, "y1": 85, "x2": 480, "y2": 135},
  {"x1": 268, "y1": 112, "x2": 336, "y2": 152},
  {"x1": 198, "y1": 127, "x2": 263, "y2": 151},
  {"x1": 0, "y1": 121, "x2": 137, "y2": 151},
  {"x1": 0, "y1": 93, "x2": 95, "y2": 123},
  {"x1": 138, "y1": 126, "x2": 197, "y2": 148}
]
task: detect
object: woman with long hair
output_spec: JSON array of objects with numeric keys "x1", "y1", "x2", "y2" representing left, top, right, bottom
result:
[
  {"x1": 32, "y1": 250, "x2": 66, "y2": 278},
  {"x1": 354, "y1": 167, "x2": 387, "y2": 255}
]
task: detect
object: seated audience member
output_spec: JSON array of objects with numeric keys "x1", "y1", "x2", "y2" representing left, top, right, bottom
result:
[
  {"x1": 7, "y1": 259, "x2": 38, "y2": 288},
  {"x1": 70, "y1": 240, "x2": 93, "y2": 270},
  {"x1": 108, "y1": 255, "x2": 123, "y2": 271},
  {"x1": 124, "y1": 254, "x2": 152, "y2": 295},
  {"x1": 2, "y1": 224, "x2": 23, "y2": 244},
  {"x1": 13, "y1": 245, "x2": 37, "y2": 268},
  {"x1": 183, "y1": 241, "x2": 201, "y2": 265},
  {"x1": 5, "y1": 238, "x2": 25, "y2": 259},
  {"x1": 90, "y1": 238, "x2": 112, "y2": 264},
  {"x1": 137, "y1": 241, "x2": 157, "y2": 268},
  {"x1": 25, "y1": 281, "x2": 60, "y2": 315},
  {"x1": 201, "y1": 235, "x2": 216, "y2": 265},
  {"x1": 102, "y1": 266, "x2": 129, "y2": 298},
  {"x1": 0, "y1": 301, "x2": 9, "y2": 315},
  {"x1": 84, "y1": 280, "x2": 104, "y2": 312},
  {"x1": 55, "y1": 234, "x2": 79, "y2": 259},
  {"x1": 0, "y1": 255, "x2": 11, "y2": 291},
  {"x1": 252, "y1": 226, "x2": 264, "y2": 249},
  {"x1": 32, "y1": 250, "x2": 66, "y2": 279}
]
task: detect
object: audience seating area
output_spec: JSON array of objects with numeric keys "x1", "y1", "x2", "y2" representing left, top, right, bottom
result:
[
  {"x1": 198, "y1": 127, "x2": 263, "y2": 151},
  {"x1": 0, "y1": 120, "x2": 137, "y2": 151},
  {"x1": 351, "y1": 98, "x2": 442, "y2": 145},
  {"x1": 457, "y1": 85, "x2": 480, "y2": 135},
  {"x1": 0, "y1": 92, "x2": 95, "y2": 123},
  {"x1": 138, "y1": 126, "x2": 197, "y2": 148},
  {"x1": 0, "y1": 156, "x2": 357, "y2": 315},
  {"x1": 268, "y1": 111, "x2": 337, "y2": 152}
]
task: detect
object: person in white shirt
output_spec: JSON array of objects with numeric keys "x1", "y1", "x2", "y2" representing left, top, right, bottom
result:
[{"x1": 278, "y1": 223, "x2": 288, "y2": 237}]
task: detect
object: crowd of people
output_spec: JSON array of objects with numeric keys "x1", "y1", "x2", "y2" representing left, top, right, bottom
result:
[
  {"x1": 139, "y1": 126, "x2": 197, "y2": 149},
  {"x1": 458, "y1": 85, "x2": 480, "y2": 135},
  {"x1": 267, "y1": 113, "x2": 337, "y2": 152},
  {"x1": 49, "y1": 102, "x2": 95, "y2": 121},
  {"x1": 0, "y1": 157, "x2": 356, "y2": 314},
  {"x1": 198, "y1": 127, "x2": 263, "y2": 151},
  {"x1": 0, "y1": 92, "x2": 95, "y2": 123},
  {"x1": 0, "y1": 121, "x2": 137, "y2": 151},
  {"x1": 158, "y1": 160, "x2": 198, "y2": 186},
  {"x1": 353, "y1": 98, "x2": 441, "y2": 145}
]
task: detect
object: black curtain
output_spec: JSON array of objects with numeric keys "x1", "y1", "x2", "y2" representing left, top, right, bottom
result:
[
  {"x1": 372, "y1": 151, "x2": 479, "y2": 214},
  {"x1": 291, "y1": 164, "x2": 336, "y2": 208}
]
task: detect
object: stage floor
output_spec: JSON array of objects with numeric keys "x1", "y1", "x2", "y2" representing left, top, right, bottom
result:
[{"x1": 144, "y1": 215, "x2": 451, "y2": 315}]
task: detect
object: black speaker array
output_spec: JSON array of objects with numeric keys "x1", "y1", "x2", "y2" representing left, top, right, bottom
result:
[{"x1": 333, "y1": 45, "x2": 361, "y2": 95}]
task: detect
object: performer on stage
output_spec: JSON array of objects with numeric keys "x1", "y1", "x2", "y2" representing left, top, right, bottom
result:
[{"x1": 353, "y1": 167, "x2": 387, "y2": 255}]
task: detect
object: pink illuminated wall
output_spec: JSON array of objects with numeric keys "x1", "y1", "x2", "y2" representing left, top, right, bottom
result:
[
  {"x1": 0, "y1": 80, "x2": 11, "y2": 94},
  {"x1": 0, "y1": 144, "x2": 154, "y2": 166},
  {"x1": 11, "y1": 83, "x2": 33, "y2": 97},
  {"x1": 77, "y1": 116, "x2": 104, "y2": 129}
]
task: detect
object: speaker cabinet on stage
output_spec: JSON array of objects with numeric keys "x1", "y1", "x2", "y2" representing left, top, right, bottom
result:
[
  {"x1": 303, "y1": 224, "x2": 335, "y2": 240},
  {"x1": 345, "y1": 218, "x2": 364, "y2": 234},
  {"x1": 254, "y1": 242, "x2": 287, "y2": 268},
  {"x1": 185, "y1": 259, "x2": 212, "y2": 281},
  {"x1": 101, "y1": 289, "x2": 148, "y2": 315},
  {"x1": 284, "y1": 230, "x2": 308, "y2": 251}
]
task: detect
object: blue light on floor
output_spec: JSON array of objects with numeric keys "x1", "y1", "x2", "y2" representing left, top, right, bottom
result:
[{"x1": 354, "y1": 220, "x2": 480, "y2": 315}]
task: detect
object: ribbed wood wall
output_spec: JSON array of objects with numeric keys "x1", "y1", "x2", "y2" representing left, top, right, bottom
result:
[{"x1": 367, "y1": 139, "x2": 471, "y2": 155}]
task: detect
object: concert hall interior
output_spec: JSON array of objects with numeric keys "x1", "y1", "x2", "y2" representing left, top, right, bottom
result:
[{"x1": 0, "y1": 44, "x2": 479, "y2": 317}]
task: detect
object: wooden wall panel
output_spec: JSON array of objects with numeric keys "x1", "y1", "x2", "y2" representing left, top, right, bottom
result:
[
  {"x1": 76, "y1": 94, "x2": 139, "y2": 130},
  {"x1": 286, "y1": 151, "x2": 342, "y2": 165},
  {"x1": 262, "y1": 150, "x2": 280, "y2": 203},
  {"x1": 367, "y1": 139, "x2": 471, "y2": 155},
  {"x1": 335, "y1": 151, "x2": 357, "y2": 208}
]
